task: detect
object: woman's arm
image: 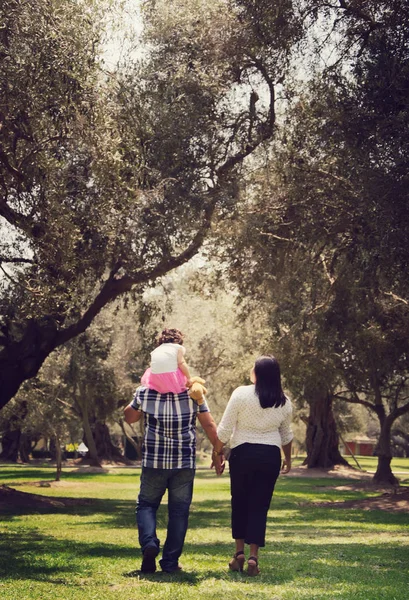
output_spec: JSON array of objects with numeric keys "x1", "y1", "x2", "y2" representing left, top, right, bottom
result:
[
  {"x1": 281, "y1": 440, "x2": 292, "y2": 474},
  {"x1": 216, "y1": 389, "x2": 240, "y2": 445},
  {"x1": 279, "y1": 401, "x2": 293, "y2": 474}
]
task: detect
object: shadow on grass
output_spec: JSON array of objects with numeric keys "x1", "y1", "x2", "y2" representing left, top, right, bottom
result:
[
  {"x1": 0, "y1": 469, "x2": 60, "y2": 483},
  {"x1": 0, "y1": 529, "x2": 138, "y2": 583},
  {"x1": 2, "y1": 486, "x2": 407, "y2": 532},
  {"x1": 0, "y1": 495, "x2": 137, "y2": 529},
  {"x1": 124, "y1": 568, "x2": 201, "y2": 584},
  {"x1": 0, "y1": 468, "x2": 140, "y2": 484},
  {"x1": 1, "y1": 512, "x2": 408, "y2": 591},
  {"x1": 269, "y1": 504, "x2": 409, "y2": 528}
]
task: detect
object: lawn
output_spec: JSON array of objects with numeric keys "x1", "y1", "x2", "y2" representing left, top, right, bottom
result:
[
  {"x1": 0, "y1": 463, "x2": 408, "y2": 600},
  {"x1": 290, "y1": 455, "x2": 409, "y2": 475}
]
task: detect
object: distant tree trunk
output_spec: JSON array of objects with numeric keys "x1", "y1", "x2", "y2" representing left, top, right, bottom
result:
[
  {"x1": 0, "y1": 402, "x2": 29, "y2": 462},
  {"x1": 49, "y1": 437, "x2": 56, "y2": 460},
  {"x1": 78, "y1": 402, "x2": 101, "y2": 467},
  {"x1": 18, "y1": 433, "x2": 31, "y2": 463},
  {"x1": 304, "y1": 394, "x2": 349, "y2": 468},
  {"x1": 0, "y1": 428, "x2": 21, "y2": 462},
  {"x1": 54, "y1": 433, "x2": 62, "y2": 482},
  {"x1": 92, "y1": 422, "x2": 125, "y2": 462},
  {"x1": 118, "y1": 419, "x2": 142, "y2": 461},
  {"x1": 373, "y1": 417, "x2": 399, "y2": 486}
]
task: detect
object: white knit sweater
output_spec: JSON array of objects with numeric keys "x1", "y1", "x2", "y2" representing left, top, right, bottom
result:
[{"x1": 217, "y1": 384, "x2": 293, "y2": 449}]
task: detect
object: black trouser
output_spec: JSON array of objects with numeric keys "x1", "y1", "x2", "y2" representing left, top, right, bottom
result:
[{"x1": 229, "y1": 443, "x2": 281, "y2": 547}]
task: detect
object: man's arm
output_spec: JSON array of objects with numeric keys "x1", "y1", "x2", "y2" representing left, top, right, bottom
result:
[
  {"x1": 124, "y1": 403, "x2": 143, "y2": 424},
  {"x1": 197, "y1": 412, "x2": 225, "y2": 475},
  {"x1": 197, "y1": 411, "x2": 218, "y2": 446}
]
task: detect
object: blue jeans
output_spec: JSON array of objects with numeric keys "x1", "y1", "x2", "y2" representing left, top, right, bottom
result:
[{"x1": 136, "y1": 467, "x2": 195, "y2": 572}]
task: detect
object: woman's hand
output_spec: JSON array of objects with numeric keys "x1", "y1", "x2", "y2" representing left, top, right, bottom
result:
[
  {"x1": 281, "y1": 458, "x2": 291, "y2": 474},
  {"x1": 211, "y1": 451, "x2": 225, "y2": 476}
]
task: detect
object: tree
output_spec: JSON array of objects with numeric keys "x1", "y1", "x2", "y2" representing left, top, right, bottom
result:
[
  {"x1": 0, "y1": 361, "x2": 80, "y2": 478},
  {"x1": 0, "y1": 398, "x2": 30, "y2": 462},
  {"x1": 219, "y1": 0, "x2": 409, "y2": 481},
  {"x1": 1, "y1": 0, "x2": 299, "y2": 410}
]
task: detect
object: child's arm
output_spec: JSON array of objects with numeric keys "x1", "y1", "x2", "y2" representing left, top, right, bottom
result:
[{"x1": 177, "y1": 347, "x2": 192, "y2": 385}]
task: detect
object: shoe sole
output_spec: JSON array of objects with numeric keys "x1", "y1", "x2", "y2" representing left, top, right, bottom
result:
[
  {"x1": 161, "y1": 565, "x2": 183, "y2": 573},
  {"x1": 141, "y1": 546, "x2": 159, "y2": 573}
]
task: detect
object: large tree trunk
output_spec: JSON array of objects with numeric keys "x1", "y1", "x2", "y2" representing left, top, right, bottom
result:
[
  {"x1": 0, "y1": 318, "x2": 60, "y2": 411},
  {"x1": 373, "y1": 418, "x2": 399, "y2": 486},
  {"x1": 0, "y1": 224, "x2": 219, "y2": 412},
  {"x1": 304, "y1": 394, "x2": 349, "y2": 468}
]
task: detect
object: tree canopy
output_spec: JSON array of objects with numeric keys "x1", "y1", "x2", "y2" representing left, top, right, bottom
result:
[
  {"x1": 218, "y1": 0, "x2": 409, "y2": 481},
  {"x1": 1, "y1": 1, "x2": 408, "y2": 483},
  {"x1": 0, "y1": 0, "x2": 302, "y2": 410}
]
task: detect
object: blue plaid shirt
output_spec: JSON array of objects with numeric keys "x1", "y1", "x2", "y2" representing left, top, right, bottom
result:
[{"x1": 131, "y1": 386, "x2": 210, "y2": 469}]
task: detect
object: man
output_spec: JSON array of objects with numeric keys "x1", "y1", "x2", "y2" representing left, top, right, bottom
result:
[{"x1": 124, "y1": 385, "x2": 220, "y2": 574}]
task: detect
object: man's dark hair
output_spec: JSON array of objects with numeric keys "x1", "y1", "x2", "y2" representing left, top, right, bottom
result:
[
  {"x1": 157, "y1": 328, "x2": 184, "y2": 345},
  {"x1": 254, "y1": 355, "x2": 286, "y2": 409}
]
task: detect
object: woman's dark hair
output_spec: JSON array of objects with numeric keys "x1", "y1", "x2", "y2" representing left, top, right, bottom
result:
[
  {"x1": 254, "y1": 355, "x2": 286, "y2": 409},
  {"x1": 157, "y1": 328, "x2": 184, "y2": 345}
]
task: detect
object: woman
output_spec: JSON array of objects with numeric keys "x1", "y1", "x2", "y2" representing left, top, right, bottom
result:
[{"x1": 213, "y1": 355, "x2": 293, "y2": 576}]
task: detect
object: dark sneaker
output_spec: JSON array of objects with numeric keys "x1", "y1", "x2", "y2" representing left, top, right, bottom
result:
[{"x1": 141, "y1": 546, "x2": 159, "y2": 573}]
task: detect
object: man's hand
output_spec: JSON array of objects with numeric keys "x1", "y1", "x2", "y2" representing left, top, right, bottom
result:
[{"x1": 211, "y1": 451, "x2": 225, "y2": 476}]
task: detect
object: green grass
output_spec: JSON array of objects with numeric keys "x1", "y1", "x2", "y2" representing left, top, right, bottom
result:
[
  {"x1": 343, "y1": 455, "x2": 409, "y2": 474},
  {"x1": 0, "y1": 465, "x2": 408, "y2": 600},
  {"x1": 290, "y1": 455, "x2": 409, "y2": 478}
]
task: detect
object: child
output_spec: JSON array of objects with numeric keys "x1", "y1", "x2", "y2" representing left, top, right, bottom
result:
[{"x1": 141, "y1": 328, "x2": 192, "y2": 394}]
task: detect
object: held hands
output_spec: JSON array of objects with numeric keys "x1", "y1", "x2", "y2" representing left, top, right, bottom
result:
[
  {"x1": 211, "y1": 450, "x2": 225, "y2": 476},
  {"x1": 281, "y1": 458, "x2": 291, "y2": 474}
]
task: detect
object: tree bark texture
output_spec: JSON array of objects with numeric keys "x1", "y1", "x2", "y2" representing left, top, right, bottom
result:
[
  {"x1": 18, "y1": 433, "x2": 32, "y2": 463},
  {"x1": 373, "y1": 418, "x2": 399, "y2": 486},
  {"x1": 92, "y1": 422, "x2": 126, "y2": 463},
  {"x1": 304, "y1": 394, "x2": 349, "y2": 468},
  {"x1": 0, "y1": 401, "x2": 29, "y2": 462},
  {"x1": 54, "y1": 433, "x2": 62, "y2": 482},
  {"x1": 0, "y1": 428, "x2": 21, "y2": 462},
  {"x1": 0, "y1": 318, "x2": 60, "y2": 411},
  {"x1": 78, "y1": 401, "x2": 101, "y2": 468}
]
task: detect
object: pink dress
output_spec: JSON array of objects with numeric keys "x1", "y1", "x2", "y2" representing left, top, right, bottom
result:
[{"x1": 141, "y1": 343, "x2": 188, "y2": 394}]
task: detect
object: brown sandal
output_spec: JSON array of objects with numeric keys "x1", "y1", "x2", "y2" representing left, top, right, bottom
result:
[
  {"x1": 247, "y1": 555, "x2": 260, "y2": 576},
  {"x1": 229, "y1": 551, "x2": 245, "y2": 572}
]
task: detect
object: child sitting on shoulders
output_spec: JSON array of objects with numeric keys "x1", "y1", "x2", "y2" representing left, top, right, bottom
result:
[{"x1": 141, "y1": 328, "x2": 192, "y2": 394}]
